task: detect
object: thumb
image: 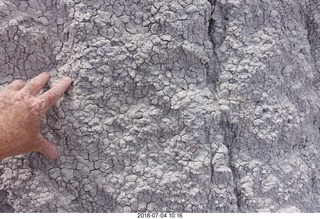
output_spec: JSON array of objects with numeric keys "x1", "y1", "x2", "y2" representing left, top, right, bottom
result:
[{"x1": 37, "y1": 134, "x2": 60, "y2": 159}]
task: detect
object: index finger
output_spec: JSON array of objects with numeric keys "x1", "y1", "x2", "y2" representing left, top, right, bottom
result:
[{"x1": 36, "y1": 76, "x2": 72, "y2": 113}]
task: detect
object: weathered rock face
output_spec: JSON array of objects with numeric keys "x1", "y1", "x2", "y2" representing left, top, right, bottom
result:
[{"x1": 0, "y1": 0, "x2": 320, "y2": 213}]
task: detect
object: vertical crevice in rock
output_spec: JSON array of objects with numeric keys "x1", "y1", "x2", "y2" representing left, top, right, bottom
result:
[
  {"x1": 219, "y1": 115, "x2": 241, "y2": 212},
  {"x1": 207, "y1": 0, "x2": 241, "y2": 212},
  {"x1": 228, "y1": 156, "x2": 241, "y2": 212},
  {"x1": 208, "y1": 0, "x2": 216, "y2": 47},
  {"x1": 206, "y1": 0, "x2": 218, "y2": 91},
  {"x1": 305, "y1": 1, "x2": 320, "y2": 87}
]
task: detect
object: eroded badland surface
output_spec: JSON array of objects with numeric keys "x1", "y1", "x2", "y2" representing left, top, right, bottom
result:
[{"x1": 1, "y1": 0, "x2": 320, "y2": 213}]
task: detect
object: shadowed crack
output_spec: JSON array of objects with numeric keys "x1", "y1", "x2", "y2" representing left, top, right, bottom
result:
[
  {"x1": 219, "y1": 115, "x2": 241, "y2": 212},
  {"x1": 207, "y1": 0, "x2": 240, "y2": 212},
  {"x1": 0, "y1": 190, "x2": 14, "y2": 213}
]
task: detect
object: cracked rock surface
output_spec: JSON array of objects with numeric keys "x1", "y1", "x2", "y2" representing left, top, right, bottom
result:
[{"x1": 0, "y1": 0, "x2": 320, "y2": 213}]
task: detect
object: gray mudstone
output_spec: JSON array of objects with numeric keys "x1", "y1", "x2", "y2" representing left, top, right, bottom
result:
[{"x1": 0, "y1": 0, "x2": 320, "y2": 213}]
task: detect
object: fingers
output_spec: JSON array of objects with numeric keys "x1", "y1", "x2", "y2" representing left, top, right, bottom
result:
[
  {"x1": 34, "y1": 76, "x2": 72, "y2": 115},
  {"x1": 5, "y1": 80, "x2": 25, "y2": 91},
  {"x1": 37, "y1": 134, "x2": 60, "y2": 159},
  {"x1": 21, "y1": 72, "x2": 50, "y2": 96}
]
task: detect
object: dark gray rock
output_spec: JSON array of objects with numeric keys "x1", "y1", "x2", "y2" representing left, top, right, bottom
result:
[{"x1": 0, "y1": 0, "x2": 319, "y2": 213}]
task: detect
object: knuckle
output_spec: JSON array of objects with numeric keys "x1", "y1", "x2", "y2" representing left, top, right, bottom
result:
[
  {"x1": 47, "y1": 90, "x2": 59, "y2": 102},
  {"x1": 13, "y1": 91, "x2": 27, "y2": 101},
  {"x1": 28, "y1": 101, "x2": 45, "y2": 117}
]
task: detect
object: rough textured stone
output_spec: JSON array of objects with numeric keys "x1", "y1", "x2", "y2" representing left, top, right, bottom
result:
[{"x1": 0, "y1": 0, "x2": 320, "y2": 213}]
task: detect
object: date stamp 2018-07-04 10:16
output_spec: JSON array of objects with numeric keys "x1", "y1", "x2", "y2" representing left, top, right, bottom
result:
[{"x1": 137, "y1": 213, "x2": 183, "y2": 219}]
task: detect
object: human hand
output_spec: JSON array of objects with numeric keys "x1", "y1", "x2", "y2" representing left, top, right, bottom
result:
[{"x1": 0, "y1": 73, "x2": 72, "y2": 160}]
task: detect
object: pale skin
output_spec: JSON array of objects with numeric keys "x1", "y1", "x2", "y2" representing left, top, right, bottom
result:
[{"x1": 0, "y1": 72, "x2": 72, "y2": 160}]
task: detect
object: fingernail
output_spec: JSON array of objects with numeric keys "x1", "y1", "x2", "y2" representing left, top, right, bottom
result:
[{"x1": 48, "y1": 147, "x2": 60, "y2": 160}]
